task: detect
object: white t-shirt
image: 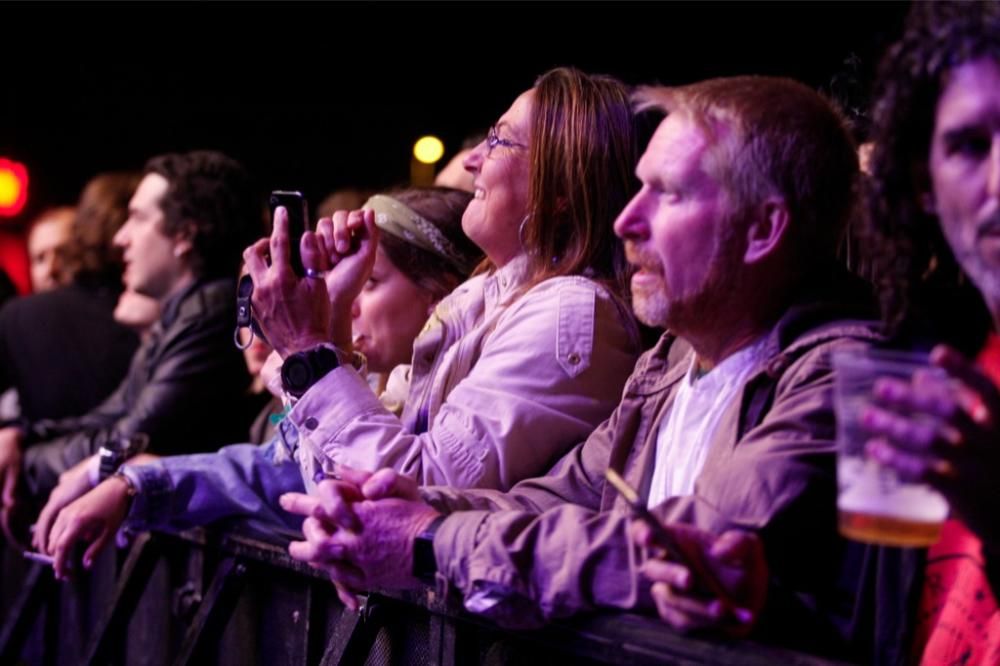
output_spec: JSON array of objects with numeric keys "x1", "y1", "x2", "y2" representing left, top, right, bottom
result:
[{"x1": 648, "y1": 337, "x2": 769, "y2": 508}]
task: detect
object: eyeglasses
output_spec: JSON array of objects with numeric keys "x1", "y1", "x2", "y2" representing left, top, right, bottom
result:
[{"x1": 486, "y1": 125, "x2": 528, "y2": 157}]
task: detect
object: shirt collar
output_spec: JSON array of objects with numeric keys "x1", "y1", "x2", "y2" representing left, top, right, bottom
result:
[{"x1": 687, "y1": 334, "x2": 770, "y2": 391}]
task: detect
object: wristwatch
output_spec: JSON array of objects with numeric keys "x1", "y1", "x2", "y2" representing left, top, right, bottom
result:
[
  {"x1": 412, "y1": 515, "x2": 447, "y2": 584},
  {"x1": 98, "y1": 433, "x2": 149, "y2": 482},
  {"x1": 281, "y1": 346, "x2": 341, "y2": 399}
]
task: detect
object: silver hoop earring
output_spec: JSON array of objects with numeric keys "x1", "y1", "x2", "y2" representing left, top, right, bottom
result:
[{"x1": 518, "y1": 215, "x2": 530, "y2": 250}]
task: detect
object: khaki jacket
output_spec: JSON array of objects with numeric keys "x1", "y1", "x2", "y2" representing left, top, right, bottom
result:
[{"x1": 423, "y1": 289, "x2": 882, "y2": 654}]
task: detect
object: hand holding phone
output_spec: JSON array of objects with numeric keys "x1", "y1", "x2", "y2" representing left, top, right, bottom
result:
[
  {"x1": 268, "y1": 191, "x2": 311, "y2": 276},
  {"x1": 605, "y1": 468, "x2": 739, "y2": 616}
]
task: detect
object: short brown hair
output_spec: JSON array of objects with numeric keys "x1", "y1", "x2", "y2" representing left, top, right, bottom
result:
[
  {"x1": 636, "y1": 77, "x2": 859, "y2": 268},
  {"x1": 144, "y1": 150, "x2": 264, "y2": 279}
]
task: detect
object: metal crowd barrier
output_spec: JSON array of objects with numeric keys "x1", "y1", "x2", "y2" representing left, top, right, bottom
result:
[{"x1": 0, "y1": 525, "x2": 852, "y2": 665}]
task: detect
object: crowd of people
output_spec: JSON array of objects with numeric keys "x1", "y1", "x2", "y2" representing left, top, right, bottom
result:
[{"x1": 1, "y1": 3, "x2": 998, "y2": 664}]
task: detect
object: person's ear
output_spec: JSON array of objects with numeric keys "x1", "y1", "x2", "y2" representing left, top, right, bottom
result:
[
  {"x1": 744, "y1": 197, "x2": 790, "y2": 264},
  {"x1": 172, "y1": 222, "x2": 197, "y2": 259}
]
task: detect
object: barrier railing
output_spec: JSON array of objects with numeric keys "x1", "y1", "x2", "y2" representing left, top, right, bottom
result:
[{"x1": 0, "y1": 526, "x2": 852, "y2": 665}]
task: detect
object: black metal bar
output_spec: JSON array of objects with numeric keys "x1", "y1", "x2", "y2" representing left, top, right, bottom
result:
[
  {"x1": 83, "y1": 532, "x2": 161, "y2": 666},
  {"x1": 427, "y1": 615, "x2": 457, "y2": 666},
  {"x1": 0, "y1": 561, "x2": 52, "y2": 664},
  {"x1": 172, "y1": 556, "x2": 248, "y2": 666},
  {"x1": 0, "y1": 526, "x2": 857, "y2": 666},
  {"x1": 317, "y1": 595, "x2": 389, "y2": 666}
]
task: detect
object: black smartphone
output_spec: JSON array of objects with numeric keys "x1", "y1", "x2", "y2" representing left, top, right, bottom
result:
[
  {"x1": 268, "y1": 190, "x2": 311, "y2": 276},
  {"x1": 604, "y1": 468, "x2": 737, "y2": 613}
]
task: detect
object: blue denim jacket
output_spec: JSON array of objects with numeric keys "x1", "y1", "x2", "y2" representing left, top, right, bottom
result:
[{"x1": 121, "y1": 427, "x2": 306, "y2": 533}]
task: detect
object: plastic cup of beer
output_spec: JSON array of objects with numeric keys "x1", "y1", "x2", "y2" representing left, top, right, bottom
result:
[{"x1": 832, "y1": 348, "x2": 950, "y2": 547}]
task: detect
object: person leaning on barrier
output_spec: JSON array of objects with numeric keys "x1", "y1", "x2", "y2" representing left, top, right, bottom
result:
[
  {"x1": 618, "y1": 5, "x2": 1000, "y2": 664},
  {"x1": 0, "y1": 151, "x2": 261, "y2": 543},
  {"x1": 242, "y1": 66, "x2": 642, "y2": 491},
  {"x1": 279, "y1": 75, "x2": 887, "y2": 660}
]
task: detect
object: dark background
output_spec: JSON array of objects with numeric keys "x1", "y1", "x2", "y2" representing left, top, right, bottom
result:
[{"x1": 1, "y1": 1, "x2": 910, "y2": 224}]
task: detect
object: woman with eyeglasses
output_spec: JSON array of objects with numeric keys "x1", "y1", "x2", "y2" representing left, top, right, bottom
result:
[{"x1": 240, "y1": 66, "x2": 643, "y2": 492}]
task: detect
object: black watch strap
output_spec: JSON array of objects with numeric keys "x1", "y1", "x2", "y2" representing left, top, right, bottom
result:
[{"x1": 412, "y1": 515, "x2": 447, "y2": 584}]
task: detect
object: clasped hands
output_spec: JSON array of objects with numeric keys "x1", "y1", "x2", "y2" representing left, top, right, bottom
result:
[{"x1": 280, "y1": 467, "x2": 441, "y2": 610}]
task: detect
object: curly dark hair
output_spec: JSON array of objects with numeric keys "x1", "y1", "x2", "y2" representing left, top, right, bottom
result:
[
  {"x1": 144, "y1": 151, "x2": 265, "y2": 280},
  {"x1": 865, "y1": 0, "x2": 999, "y2": 351}
]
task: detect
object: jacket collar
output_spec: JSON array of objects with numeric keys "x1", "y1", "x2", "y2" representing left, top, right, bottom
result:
[
  {"x1": 483, "y1": 254, "x2": 529, "y2": 319},
  {"x1": 158, "y1": 278, "x2": 203, "y2": 330},
  {"x1": 159, "y1": 277, "x2": 237, "y2": 330},
  {"x1": 628, "y1": 268, "x2": 882, "y2": 396}
]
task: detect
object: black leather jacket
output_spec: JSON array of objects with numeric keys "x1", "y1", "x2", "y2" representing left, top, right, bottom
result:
[
  {"x1": 0, "y1": 275, "x2": 139, "y2": 421},
  {"x1": 22, "y1": 277, "x2": 252, "y2": 497}
]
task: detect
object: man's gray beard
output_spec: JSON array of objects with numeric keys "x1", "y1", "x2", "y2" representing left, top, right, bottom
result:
[
  {"x1": 631, "y1": 266, "x2": 735, "y2": 333},
  {"x1": 631, "y1": 282, "x2": 670, "y2": 328}
]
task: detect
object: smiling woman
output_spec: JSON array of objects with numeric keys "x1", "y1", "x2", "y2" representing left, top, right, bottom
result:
[{"x1": 257, "y1": 66, "x2": 644, "y2": 491}]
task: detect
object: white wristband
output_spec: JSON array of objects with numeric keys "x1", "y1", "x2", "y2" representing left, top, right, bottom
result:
[{"x1": 86, "y1": 454, "x2": 101, "y2": 488}]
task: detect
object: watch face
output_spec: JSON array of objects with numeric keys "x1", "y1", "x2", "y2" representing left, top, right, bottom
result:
[
  {"x1": 282, "y1": 348, "x2": 339, "y2": 397},
  {"x1": 284, "y1": 358, "x2": 312, "y2": 389}
]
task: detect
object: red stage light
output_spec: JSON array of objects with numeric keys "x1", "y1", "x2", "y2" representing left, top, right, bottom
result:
[{"x1": 0, "y1": 158, "x2": 29, "y2": 218}]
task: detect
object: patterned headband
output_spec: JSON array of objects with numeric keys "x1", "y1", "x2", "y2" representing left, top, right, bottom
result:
[{"x1": 363, "y1": 194, "x2": 472, "y2": 273}]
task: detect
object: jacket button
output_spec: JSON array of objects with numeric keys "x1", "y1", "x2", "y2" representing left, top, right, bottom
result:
[
  {"x1": 567, "y1": 352, "x2": 581, "y2": 365},
  {"x1": 304, "y1": 417, "x2": 319, "y2": 430}
]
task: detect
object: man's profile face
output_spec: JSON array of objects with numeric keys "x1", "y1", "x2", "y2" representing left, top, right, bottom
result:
[
  {"x1": 113, "y1": 173, "x2": 187, "y2": 301},
  {"x1": 613, "y1": 113, "x2": 739, "y2": 331},
  {"x1": 929, "y1": 57, "x2": 1000, "y2": 306},
  {"x1": 27, "y1": 212, "x2": 73, "y2": 292}
]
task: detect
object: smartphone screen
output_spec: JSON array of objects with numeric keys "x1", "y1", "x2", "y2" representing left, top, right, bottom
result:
[{"x1": 268, "y1": 190, "x2": 311, "y2": 276}]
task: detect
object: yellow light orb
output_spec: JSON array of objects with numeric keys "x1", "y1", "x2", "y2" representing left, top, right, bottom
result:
[
  {"x1": 0, "y1": 170, "x2": 20, "y2": 207},
  {"x1": 413, "y1": 136, "x2": 445, "y2": 164}
]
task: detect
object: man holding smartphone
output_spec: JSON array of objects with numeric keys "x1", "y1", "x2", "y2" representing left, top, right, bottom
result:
[
  {"x1": 280, "y1": 76, "x2": 885, "y2": 660},
  {"x1": 0, "y1": 150, "x2": 261, "y2": 541}
]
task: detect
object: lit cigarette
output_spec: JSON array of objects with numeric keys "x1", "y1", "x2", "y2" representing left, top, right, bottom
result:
[{"x1": 23, "y1": 551, "x2": 55, "y2": 566}]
